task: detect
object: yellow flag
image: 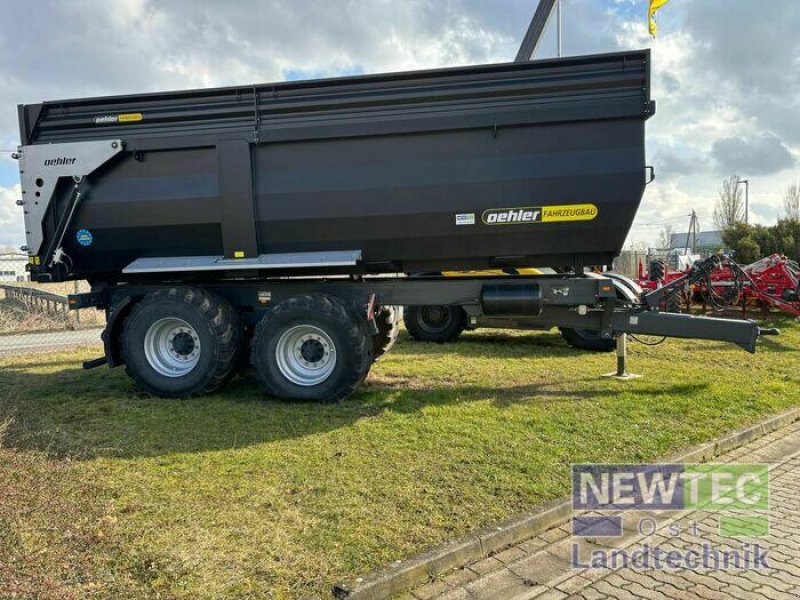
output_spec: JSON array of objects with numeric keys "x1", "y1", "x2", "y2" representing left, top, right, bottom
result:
[{"x1": 649, "y1": 0, "x2": 671, "y2": 37}]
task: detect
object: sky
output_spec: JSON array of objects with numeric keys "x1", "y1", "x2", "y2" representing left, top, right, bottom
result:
[{"x1": 0, "y1": 0, "x2": 798, "y2": 250}]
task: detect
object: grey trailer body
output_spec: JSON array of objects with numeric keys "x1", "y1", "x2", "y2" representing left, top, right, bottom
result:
[{"x1": 13, "y1": 49, "x2": 775, "y2": 402}]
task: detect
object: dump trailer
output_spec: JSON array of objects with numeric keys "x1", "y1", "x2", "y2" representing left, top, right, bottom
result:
[{"x1": 13, "y1": 50, "x2": 775, "y2": 401}]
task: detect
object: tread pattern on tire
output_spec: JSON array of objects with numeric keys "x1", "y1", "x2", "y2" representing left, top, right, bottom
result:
[
  {"x1": 372, "y1": 305, "x2": 401, "y2": 360},
  {"x1": 664, "y1": 291, "x2": 683, "y2": 314},
  {"x1": 121, "y1": 287, "x2": 241, "y2": 397},
  {"x1": 559, "y1": 327, "x2": 616, "y2": 352},
  {"x1": 649, "y1": 260, "x2": 666, "y2": 282},
  {"x1": 252, "y1": 294, "x2": 372, "y2": 402}
]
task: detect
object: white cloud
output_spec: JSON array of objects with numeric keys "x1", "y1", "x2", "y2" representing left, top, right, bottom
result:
[
  {"x1": 711, "y1": 133, "x2": 795, "y2": 176},
  {"x1": 0, "y1": 0, "x2": 798, "y2": 249},
  {"x1": 611, "y1": 0, "x2": 800, "y2": 245},
  {"x1": 0, "y1": 1, "x2": 521, "y2": 154}
]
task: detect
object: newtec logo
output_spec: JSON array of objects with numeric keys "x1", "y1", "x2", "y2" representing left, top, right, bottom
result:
[
  {"x1": 572, "y1": 464, "x2": 770, "y2": 538},
  {"x1": 573, "y1": 464, "x2": 769, "y2": 511}
]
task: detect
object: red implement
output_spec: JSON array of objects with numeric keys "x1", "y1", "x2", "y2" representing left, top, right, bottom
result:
[{"x1": 636, "y1": 254, "x2": 800, "y2": 317}]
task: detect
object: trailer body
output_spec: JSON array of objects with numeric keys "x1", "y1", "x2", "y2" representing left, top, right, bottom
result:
[{"x1": 18, "y1": 51, "x2": 652, "y2": 282}]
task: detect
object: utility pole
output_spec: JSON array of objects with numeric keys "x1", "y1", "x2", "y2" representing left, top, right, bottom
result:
[
  {"x1": 684, "y1": 210, "x2": 697, "y2": 254},
  {"x1": 556, "y1": 0, "x2": 562, "y2": 57},
  {"x1": 515, "y1": 0, "x2": 560, "y2": 62},
  {"x1": 737, "y1": 178, "x2": 749, "y2": 224}
]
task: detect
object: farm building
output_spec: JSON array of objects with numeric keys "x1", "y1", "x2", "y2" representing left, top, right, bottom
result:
[
  {"x1": 669, "y1": 230, "x2": 723, "y2": 253},
  {"x1": 0, "y1": 253, "x2": 30, "y2": 282}
]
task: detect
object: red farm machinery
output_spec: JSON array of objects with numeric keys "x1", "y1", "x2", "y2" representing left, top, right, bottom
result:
[{"x1": 638, "y1": 254, "x2": 800, "y2": 318}]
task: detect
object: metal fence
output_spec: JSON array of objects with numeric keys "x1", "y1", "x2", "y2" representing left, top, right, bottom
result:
[{"x1": 0, "y1": 281, "x2": 104, "y2": 359}]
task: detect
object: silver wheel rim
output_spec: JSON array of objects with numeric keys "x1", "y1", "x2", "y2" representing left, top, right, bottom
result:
[
  {"x1": 144, "y1": 317, "x2": 202, "y2": 377},
  {"x1": 275, "y1": 324, "x2": 337, "y2": 386}
]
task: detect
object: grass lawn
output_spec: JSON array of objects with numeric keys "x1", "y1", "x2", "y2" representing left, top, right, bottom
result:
[{"x1": 1, "y1": 318, "x2": 798, "y2": 599}]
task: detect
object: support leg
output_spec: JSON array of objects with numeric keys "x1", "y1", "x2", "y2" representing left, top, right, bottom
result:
[{"x1": 602, "y1": 334, "x2": 641, "y2": 380}]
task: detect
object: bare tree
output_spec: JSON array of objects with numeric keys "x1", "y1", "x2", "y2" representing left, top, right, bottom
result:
[
  {"x1": 785, "y1": 182, "x2": 800, "y2": 222},
  {"x1": 657, "y1": 223, "x2": 674, "y2": 250},
  {"x1": 713, "y1": 175, "x2": 745, "y2": 229}
]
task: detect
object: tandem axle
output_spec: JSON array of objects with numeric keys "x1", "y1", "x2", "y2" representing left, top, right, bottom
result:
[{"x1": 69, "y1": 270, "x2": 776, "y2": 402}]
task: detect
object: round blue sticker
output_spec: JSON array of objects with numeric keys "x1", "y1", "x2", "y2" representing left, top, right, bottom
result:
[{"x1": 76, "y1": 229, "x2": 94, "y2": 247}]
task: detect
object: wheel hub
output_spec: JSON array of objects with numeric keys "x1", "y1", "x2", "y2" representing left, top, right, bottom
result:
[
  {"x1": 300, "y1": 338, "x2": 325, "y2": 363},
  {"x1": 276, "y1": 325, "x2": 337, "y2": 386},
  {"x1": 171, "y1": 331, "x2": 196, "y2": 357},
  {"x1": 420, "y1": 306, "x2": 452, "y2": 331},
  {"x1": 144, "y1": 318, "x2": 202, "y2": 377}
]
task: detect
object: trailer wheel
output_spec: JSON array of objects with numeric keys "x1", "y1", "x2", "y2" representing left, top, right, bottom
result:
[
  {"x1": 373, "y1": 305, "x2": 402, "y2": 361},
  {"x1": 253, "y1": 294, "x2": 372, "y2": 402},
  {"x1": 121, "y1": 287, "x2": 241, "y2": 397},
  {"x1": 649, "y1": 260, "x2": 666, "y2": 282},
  {"x1": 559, "y1": 328, "x2": 615, "y2": 352},
  {"x1": 664, "y1": 291, "x2": 683, "y2": 314},
  {"x1": 405, "y1": 305, "x2": 466, "y2": 343}
]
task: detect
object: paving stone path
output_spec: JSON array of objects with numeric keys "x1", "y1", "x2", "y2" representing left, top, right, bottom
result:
[{"x1": 407, "y1": 420, "x2": 800, "y2": 600}]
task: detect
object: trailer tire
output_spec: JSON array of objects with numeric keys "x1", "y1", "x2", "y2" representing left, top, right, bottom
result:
[
  {"x1": 373, "y1": 305, "x2": 402, "y2": 361},
  {"x1": 649, "y1": 260, "x2": 666, "y2": 282},
  {"x1": 559, "y1": 327, "x2": 616, "y2": 352},
  {"x1": 405, "y1": 305, "x2": 466, "y2": 343},
  {"x1": 252, "y1": 294, "x2": 372, "y2": 402},
  {"x1": 121, "y1": 287, "x2": 241, "y2": 398},
  {"x1": 664, "y1": 291, "x2": 683, "y2": 314}
]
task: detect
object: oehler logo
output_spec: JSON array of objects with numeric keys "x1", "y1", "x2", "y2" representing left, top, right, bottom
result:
[
  {"x1": 93, "y1": 113, "x2": 144, "y2": 125},
  {"x1": 484, "y1": 208, "x2": 541, "y2": 224},
  {"x1": 43, "y1": 157, "x2": 77, "y2": 166},
  {"x1": 481, "y1": 203, "x2": 598, "y2": 225}
]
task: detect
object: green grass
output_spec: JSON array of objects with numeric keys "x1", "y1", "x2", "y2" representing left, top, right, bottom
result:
[{"x1": 1, "y1": 318, "x2": 798, "y2": 599}]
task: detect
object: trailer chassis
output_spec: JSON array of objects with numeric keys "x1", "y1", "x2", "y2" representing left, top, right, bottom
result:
[
  {"x1": 67, "y1": 270, "x2": 777, "y2": 401},
  {"x1": 74, "y1": 274, "x2": 771, "y2": 356}
]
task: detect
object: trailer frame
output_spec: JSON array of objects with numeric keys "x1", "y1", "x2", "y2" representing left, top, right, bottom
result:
[{"x1": 71, "y1": 272, "x2": 768, "y2": 380}]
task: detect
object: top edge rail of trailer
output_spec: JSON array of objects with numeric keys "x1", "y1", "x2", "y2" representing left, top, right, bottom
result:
[{"x1": 19, "y1": 50, "x2": 652, "y2": 144}]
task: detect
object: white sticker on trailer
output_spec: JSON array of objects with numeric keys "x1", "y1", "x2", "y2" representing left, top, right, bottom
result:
[
  {"x1": 456, "y1": 213, "x2": 475, "y2": 226},
  {"x1": 630, "y1": 316, "x2": 639, "y2": 325}
]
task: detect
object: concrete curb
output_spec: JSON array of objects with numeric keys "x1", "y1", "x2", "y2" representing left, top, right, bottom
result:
[{"x1": 331, "y1": 406, "x2": 800, "y2": 600}]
